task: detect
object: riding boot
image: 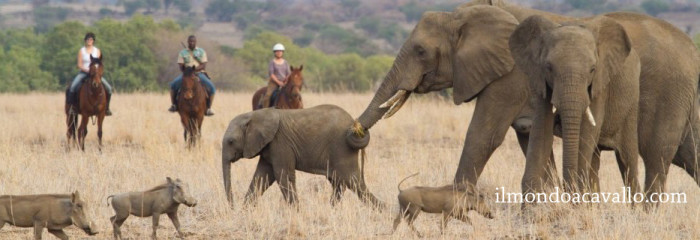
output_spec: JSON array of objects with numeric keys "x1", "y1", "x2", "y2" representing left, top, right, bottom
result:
[
  {"x1": 168, "y1": 90, "x2": 178, "y2": 112},
  {"x1": 205, "y1": 95, "x2": 215, "y2": 116},
  {"x1": 105, "y1": 92, "x2": 113, "y2": 116}
]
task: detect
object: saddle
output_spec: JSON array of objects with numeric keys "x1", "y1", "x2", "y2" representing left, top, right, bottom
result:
[{"x1": 257, "y1": 88, "x2": 280, "y2": 109}]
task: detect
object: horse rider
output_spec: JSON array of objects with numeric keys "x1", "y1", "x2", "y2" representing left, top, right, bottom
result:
[
  {"x1": 261, "y1": 43, "x2": 291, "y2": 108},
  {"x1": 168, "y1": 35, "x2": 216, "y2": 116},
  {"x1": 66, "y1": 32, "x2": 114, "y2": 115}
]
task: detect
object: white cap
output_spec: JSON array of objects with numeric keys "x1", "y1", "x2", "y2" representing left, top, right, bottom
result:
[{"x1": 272, "y1": 43, "x2": 285, "y2": 52}]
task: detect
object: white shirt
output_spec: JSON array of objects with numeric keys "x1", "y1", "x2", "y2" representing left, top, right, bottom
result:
[{"x1": 80, "y1": 46, "x2": 100, "y2": 71}]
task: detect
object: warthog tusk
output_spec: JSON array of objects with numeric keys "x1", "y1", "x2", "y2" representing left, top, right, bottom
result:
[
  {"x1": 586, "y1": 107, "x2": 596, "y2": 127},
  {"x1": 380, "y1": 90, "x2": 407, "y2": 108}
]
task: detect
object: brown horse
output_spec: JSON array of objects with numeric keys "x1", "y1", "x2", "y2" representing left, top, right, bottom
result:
[
  {"x1": 252, "y1": 65, "x2": 304, "y2": 110},
  {"x1": 65, "y1": 55, "x2": 107, "y2": 151},
  {"x1": 177, "y1": 66, "x2": 207, "y2": 147}
]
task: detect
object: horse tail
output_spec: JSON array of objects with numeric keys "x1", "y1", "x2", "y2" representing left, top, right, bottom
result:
[{"x1": 398, "y1": 172, "x2": 419, "y2": 192}]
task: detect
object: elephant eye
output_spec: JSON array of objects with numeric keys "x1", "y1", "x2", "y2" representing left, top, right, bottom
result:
[
  {"x1": 590, "y1": 66, "x2": 596, "y2": 73},
  {"x1": 415, "y1": 46, "x2": 426, "y2": 56}
]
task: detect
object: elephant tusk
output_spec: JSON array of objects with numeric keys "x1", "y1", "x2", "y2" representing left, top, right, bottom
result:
[
  {"x1": 552, "y1": 106, "x2": 557, "y2": 114},
  {"x1": 383, "y1": 92, "x2": 410, "y2": 119},
  {"x1": 380, "y1": 90, "x2": 407, "y2": 108},
  {"x1": 586, "y1": 107, "x2": 596, "y2": 127}
]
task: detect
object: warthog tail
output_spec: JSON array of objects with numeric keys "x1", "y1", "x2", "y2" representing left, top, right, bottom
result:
[
  {"x1": 397, "y1": 172, "x2": 419, "y2": 192},
  {"x1": 106, "y1": 195, "x2": 114, "y2": 206}
]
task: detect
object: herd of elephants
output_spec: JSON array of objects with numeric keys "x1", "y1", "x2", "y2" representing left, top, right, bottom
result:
[{"x1": 4, "y1": 0, "x2": 700, "y2": 239}]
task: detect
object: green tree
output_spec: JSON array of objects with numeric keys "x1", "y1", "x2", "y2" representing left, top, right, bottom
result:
[{"x1": 41, "y1": 21, "x2": 88, "y2": 87}]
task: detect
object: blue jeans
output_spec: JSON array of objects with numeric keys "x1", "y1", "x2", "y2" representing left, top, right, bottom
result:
[
  {"x1": 70, "y1": 72, "x2": 113, "y2": 94},
  {"x1": 169, "y1": 72, "x2": 215, "y2": 95}
]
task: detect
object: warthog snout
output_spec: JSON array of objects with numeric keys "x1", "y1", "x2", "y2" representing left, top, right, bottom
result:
[{"x1": 84, "y1": 222, "x2": 99, "y2": 235}]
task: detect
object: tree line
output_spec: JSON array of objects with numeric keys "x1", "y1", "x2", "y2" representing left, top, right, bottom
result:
[{"x1": 0, "y1": 15, "x2": 394, "y2": 93}]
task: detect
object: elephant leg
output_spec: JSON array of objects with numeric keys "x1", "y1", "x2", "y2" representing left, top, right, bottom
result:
[
  {"x1": 615, "y1": 150, "x2": 641, "y2": 196},
  {"x1": 329, "y1": 177, "x2": 345, "y2": 206},
  {"x1": 522, "y1": 97, "x2": 555, "y2": 197},
  {"x1": 244, "y1": 160, "x2": 275, "y2": 206},
  {"x1": 588, "y1": 148, "x2": 602, "y2": 192},
  {"x1": 342, "y1": 172, "x2": 386, "y2": 210},
  {"x1": 516, "y1": 131, "x2": 558, "y2": 188},
  {"x1": 454, "y1": 72, "x2": 529, "y2": 187},
  {"x1": 274, "y1": 167, "x2": 298, "y2": 205},
  {"x1": 672, "y1": 111, "x2": 700, "y2": 187},
  {"x1": 575, "y1": 115, "x2": 600, "y2": 193}
]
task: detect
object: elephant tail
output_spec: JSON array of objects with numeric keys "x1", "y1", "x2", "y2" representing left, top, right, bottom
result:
[
  {"x1": 346, "y1": 121, "x2": 370, "y2": 150},
  {"x1": 106, "y1": 195, "x2": 114, "y2": 206},
  {"x1": 397, "y1": 172, "x2": 419, "y2": 192}
]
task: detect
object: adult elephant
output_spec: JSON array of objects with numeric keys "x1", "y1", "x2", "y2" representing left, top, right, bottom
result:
[
  {"x1": 351, "y1": 0, "x2": 700, "y2": 199},
  {"x1": 509, "y1": 15, "x2": 642, "y2": 194}
]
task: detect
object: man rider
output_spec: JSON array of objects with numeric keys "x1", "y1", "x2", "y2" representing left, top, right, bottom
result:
[{"x1": 168, "y1": 35, "x2": 216, "y2": 116}]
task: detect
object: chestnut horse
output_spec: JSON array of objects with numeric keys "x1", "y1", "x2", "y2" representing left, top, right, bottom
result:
[
  {"x1": 65, "y1": 55, "x2": 107, "y2": 151},
  {"x1": 252, "y1": 65, "x2": 304, "y2": 110},
  {"x1": 177, "y1": 66, "x2": 207, "y2": 147}
]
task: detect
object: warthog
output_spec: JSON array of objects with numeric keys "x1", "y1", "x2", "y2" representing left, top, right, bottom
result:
[
  {"x1": 392, "y1": 173, "x2": 493, "y2": 237},
  {"x1": 108, "y1": 177, "x2": 197, "y2": 240},
  {"x1": 0, "y1": 191, "x2": 98, "y2": 240}
]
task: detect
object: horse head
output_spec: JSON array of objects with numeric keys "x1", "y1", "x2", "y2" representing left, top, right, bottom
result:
[
  {"x1": 182, "y1": 66, "x2": 198, "y2": 100},
  {"x1": 286, "y1": 65, "x2": 304, "y2": 99},
  {"x1": 88, "y1": 55, "x2": 103, "y2": 89}
]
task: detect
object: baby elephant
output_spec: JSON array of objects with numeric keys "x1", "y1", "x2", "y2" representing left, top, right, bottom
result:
[
  {"x1": 392, "y1": 173, "x2": 493, "y2": 237},
  {"x1": 108, "y1": 177, "x2": 197, "y2": 240},
  {"x1": 0, "y1": 191, "x2": 98, "y2": 240},
  {"x1": 222, "y1": 105, "x2": 384, "y2": 209}
]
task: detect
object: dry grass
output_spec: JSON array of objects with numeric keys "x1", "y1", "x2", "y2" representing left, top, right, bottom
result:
[{"x1": 0, "y1": 92, "x2": 698, "y2": 239}]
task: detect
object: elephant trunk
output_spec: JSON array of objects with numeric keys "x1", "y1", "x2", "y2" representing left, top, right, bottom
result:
[
  {"x1": 357, "y1": 48, "x2": 410, "y2": 130},
  {"x1": 556, "y1": 80, "x2": 589, "y2": 193},
  {"x1": 223, "y1": 154, "x2": 235, "y2": 204}
]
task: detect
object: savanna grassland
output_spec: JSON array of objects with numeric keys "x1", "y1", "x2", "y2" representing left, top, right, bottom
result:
[{"x1": 0, "y1": 92, "x2": 698, "y2": 239}]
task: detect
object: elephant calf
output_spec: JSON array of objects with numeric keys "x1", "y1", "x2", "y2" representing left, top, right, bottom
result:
[
  {"x1": 108, "y1": 177, "x2": 197, "y2": 240},
  {"x1": 392, "y1": 173, "x2": 493, "y2": 237},
  {"x1": 223, "y1": 104, "x2": 385, "y2": 209},
  {"x1": 0, "y1": 191, "x2": 98, "y2": 240}
]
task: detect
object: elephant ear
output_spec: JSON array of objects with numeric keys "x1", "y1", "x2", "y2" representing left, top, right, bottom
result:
[
  {"x1": 585, "y1": 16, "x2": 632, "y2": 100},
  {"x1": 451, "y1": 5, "x2": 519, "y2": 104},
  {"x1": 509, "y1": 15, "x2": 559, "y2": 100},
  {"x1": 243, "y1": 109, "x2": 280, "y2": 158}
]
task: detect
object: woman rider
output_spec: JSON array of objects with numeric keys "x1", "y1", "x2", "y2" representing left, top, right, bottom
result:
[
  {"x1": 66, "y1": 32, "x2": 113, "y2": 116},
  {"x1": 261, "y1": 43, "x2": 291, "y2": 108}
]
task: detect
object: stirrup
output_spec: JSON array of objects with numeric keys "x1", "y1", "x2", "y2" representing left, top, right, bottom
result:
[
  {"x1": 168, "y1": 105, "x2": 177, "y2": 112},
  {"x1": 205, "y1": 108, "x2": 215, "y2": 116},
  {"x1": 105, "y1": 109, "x2": 113, "y2": 116}
]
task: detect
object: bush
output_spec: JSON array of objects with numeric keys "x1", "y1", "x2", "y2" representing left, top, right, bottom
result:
[{"x1": 642, "y1": 0, "x2": 670, "y2": 16}]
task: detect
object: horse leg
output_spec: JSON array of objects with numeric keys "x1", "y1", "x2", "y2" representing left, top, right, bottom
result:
[
  {"x1": 97, "y1": 114, "x2": 105, "y2": 152},
  {"x1": 78, "y1": 114, "x2": 89, "y2": 151},
  {"x1": 196, "y1": 113, "x2": 204, "y2": 145},
  {"x1": 180, "y1": 114, "x2": 190, "y2": 146}
]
